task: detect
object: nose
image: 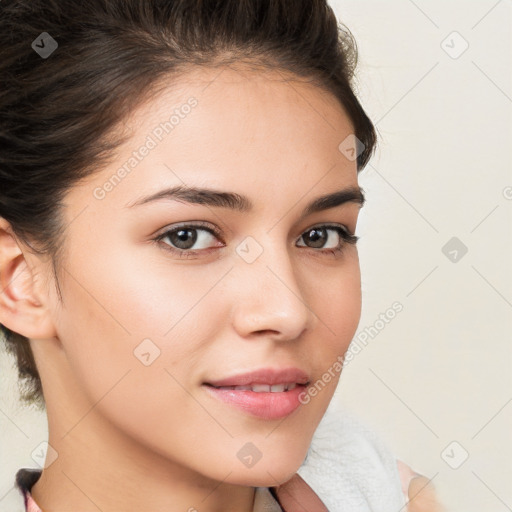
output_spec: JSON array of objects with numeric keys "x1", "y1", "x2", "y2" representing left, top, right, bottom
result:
[{"x1": 229, "y1": 237, "x2": 316, "y2": 342}]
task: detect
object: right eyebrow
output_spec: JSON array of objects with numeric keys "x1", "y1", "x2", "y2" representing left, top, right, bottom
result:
[{"x1": 125, "y1": 184, "x2": 365, "y2": 217}]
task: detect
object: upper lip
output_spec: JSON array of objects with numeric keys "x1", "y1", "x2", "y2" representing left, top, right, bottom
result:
[{"x1": 205, "y1": 367, "x2": 310, "y2": 387}]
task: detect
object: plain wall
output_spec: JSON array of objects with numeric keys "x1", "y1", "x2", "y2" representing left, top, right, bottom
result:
[
  {"x1": 330, "y1": 1, "x2": 512, "y2": 511},
  {"x1": 1, "y1": 2, "x2": 511, "y2": 511}
]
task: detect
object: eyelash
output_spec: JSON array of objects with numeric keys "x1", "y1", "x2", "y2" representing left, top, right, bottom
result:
[{"x1": 153, "y1": 221, "x2": 359, "y2": 259}]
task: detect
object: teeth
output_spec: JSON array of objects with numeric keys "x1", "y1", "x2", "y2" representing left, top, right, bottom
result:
[
  {"x1": 252, "y1": 384, "x2": 271, "y2": 392},
  {"x1": 215, "y1": 383, "x2": 298, "y2": 392}
]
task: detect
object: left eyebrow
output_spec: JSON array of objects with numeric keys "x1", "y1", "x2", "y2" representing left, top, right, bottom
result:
[{"x1": 125, "y1": 184, "x2": 365, "y2": 217}]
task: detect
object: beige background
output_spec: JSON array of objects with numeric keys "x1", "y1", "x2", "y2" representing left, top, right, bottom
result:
[
  {"x1": 330, "y1": 1, "x2": 512, "y2": 511},
  {"x1": 1, "y1": 1, "x2": 511, "y2": 511}
]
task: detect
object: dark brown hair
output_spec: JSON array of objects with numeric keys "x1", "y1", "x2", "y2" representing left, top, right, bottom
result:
[{"x1": 0, "y1": 0, "x2": 377, "y2": 409}]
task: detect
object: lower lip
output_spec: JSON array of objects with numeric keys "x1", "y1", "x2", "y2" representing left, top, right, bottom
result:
[{"x1": 202, "y1": 384, "x2": 308, "y2": 420}]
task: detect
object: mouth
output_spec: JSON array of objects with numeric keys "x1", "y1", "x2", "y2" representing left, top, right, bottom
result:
[
  {"x1": 203, "y1": 382, "x2": 306, "y2": 392},
  {"x1": 201, "y1": 367, "x2": 311, "y2": 420},
  {"x1": 204, "y1": 366, "x2": 310, "y2": 388}
]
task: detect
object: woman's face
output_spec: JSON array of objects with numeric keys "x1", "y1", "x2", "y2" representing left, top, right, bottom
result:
[{"x1": 33, "y1": 65, "x2": 363, "y2": 487}]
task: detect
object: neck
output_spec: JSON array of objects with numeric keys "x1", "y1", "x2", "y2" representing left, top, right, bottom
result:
[{"x1": 30, "y1": 405, "x2": 256, "y2": 512}]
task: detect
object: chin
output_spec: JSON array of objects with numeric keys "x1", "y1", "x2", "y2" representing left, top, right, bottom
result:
[{"x1": 225, "y1": 448, "x2": 309, "y2": 487}]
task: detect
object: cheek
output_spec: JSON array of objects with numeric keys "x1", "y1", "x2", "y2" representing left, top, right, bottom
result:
[
  {"x1": 54, "y1": 242, "x2": 227, "y2": 408},
  {"x1": 53, "y1": 257, "x2": 224, "y2": 457},
  {"x1": 312, "y1": 254, "x2": 362, "y2": 352},
  {"x1": 292, "y1": 255, "x2": 361, "y2": 408}
]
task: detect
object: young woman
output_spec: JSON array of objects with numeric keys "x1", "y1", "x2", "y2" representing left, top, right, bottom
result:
[{"x1": 0, "y1": 1, "x2": 442, "y2": 510}]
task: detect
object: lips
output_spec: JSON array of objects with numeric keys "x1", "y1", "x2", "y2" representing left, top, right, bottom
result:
[
  {"x1": 204, "y1": 367, "x2": 310, "y2": 388},
  {"x1": 202, "y1": 367, "x2": 311, "y2": 420},
  {"x1": 209, "y1": 383, "x2": 299, "y2": 392}
]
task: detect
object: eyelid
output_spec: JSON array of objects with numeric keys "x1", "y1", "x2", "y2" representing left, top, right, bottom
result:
[
  {"x1": 303, "y1": 221, "x2": 354, "y2": 236},
  {"x1": 154, "y1": 220, "x2": 223, "y2": 240}
]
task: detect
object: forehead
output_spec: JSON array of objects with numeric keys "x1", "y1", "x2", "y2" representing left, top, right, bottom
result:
[
  {"x1": 65, "y1": 65, "x2": 358, "y2": 218},
  {"x1": 116, "y1": 63, "x2": 355, "y2": 154}
]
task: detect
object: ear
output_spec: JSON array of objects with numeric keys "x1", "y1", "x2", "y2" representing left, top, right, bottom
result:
[{"x1": 0, "y1": 217, "x2": 58, "y2": 340}]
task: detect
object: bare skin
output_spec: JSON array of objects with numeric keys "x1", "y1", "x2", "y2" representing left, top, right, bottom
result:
[{"x1": 0, "y1": 64, "x2": 365, "y2": 512}]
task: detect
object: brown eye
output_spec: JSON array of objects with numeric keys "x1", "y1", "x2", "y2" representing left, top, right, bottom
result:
[
  {"x1": 165, "y1": 227, "x2": 199, "y2": 250},
  {"x1": 297, "y1": 224, "x2": 358, "y2": 255},
  {"x1": 302, "y1": 227, "x2": 329, "y2": 248},
  {"x1": 154, "y1": 223, "x2": 222, "y2": 255}
]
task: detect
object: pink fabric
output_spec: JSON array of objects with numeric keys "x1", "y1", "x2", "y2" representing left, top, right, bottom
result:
[{"x1": 25, "y1": 491, "x2": 43, "y2": 512}]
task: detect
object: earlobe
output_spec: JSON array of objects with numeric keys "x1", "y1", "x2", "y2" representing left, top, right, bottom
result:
[{"x1": 0, "y1": 218, "x2": 57, "y2": 340}]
